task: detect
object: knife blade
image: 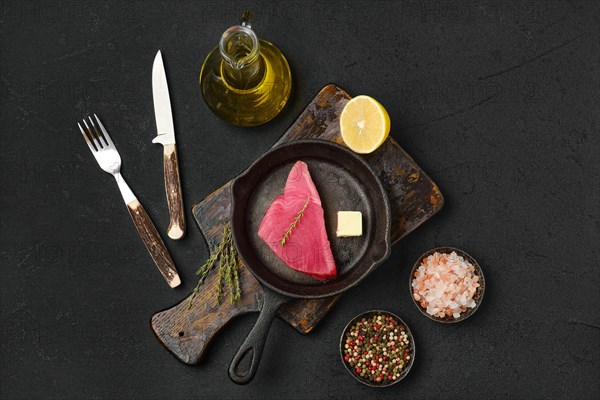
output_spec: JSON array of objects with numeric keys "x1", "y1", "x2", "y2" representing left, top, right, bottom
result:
[{"x1": 152, "y1": 50, "x2": 186, "y2": 240}]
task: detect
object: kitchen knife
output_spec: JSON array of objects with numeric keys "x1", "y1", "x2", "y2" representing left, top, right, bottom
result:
[{"x1": 152, "y1": 50, "x2": 186, "y2": 240}]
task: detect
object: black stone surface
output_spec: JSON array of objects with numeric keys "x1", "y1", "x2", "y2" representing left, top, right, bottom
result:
[{"x1": 1, "y1": 1, "x2": 598, "y2": 399}]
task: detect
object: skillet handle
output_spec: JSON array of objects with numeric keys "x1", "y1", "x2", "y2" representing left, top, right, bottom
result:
[{"x1": 228, "y1": 287, "x2": 289, "y2": 384}]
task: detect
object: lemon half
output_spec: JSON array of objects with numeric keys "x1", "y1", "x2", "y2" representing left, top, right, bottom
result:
[{"x1": 340, "y1": 95, "x2": 390, "y2": 154}]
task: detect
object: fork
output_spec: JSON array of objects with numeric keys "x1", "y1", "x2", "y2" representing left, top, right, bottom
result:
[{"x1": 78, "y1": 114, "x2": 181, "y2": 288}]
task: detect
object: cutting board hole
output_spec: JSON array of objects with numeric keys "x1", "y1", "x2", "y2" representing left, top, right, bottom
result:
[{"x1": 178, "y1": 331, "x2": 185, "y2": 337}]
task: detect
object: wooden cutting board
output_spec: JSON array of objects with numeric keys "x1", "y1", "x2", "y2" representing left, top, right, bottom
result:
[{"x1": 151, "y1": 84, "x2": 444, "y2": 364}]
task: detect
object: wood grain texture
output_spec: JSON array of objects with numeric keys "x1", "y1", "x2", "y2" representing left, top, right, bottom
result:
[
  {"x1": 151, "y1": 84, "x2": 443, "y2": 364},
  {"x1": 163, "y1": 144, "x2": 186, "y2": 240},
  {"x1": 127, "y1": 199, "x2": 181, "y2": 288}
]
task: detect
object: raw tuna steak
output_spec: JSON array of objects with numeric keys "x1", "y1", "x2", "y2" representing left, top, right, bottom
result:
[{"x1": 258, "y1": 161, "x2": 336, "y2": 280}]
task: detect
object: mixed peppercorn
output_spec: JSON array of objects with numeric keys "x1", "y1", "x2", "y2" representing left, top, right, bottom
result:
[{"x1": 343, "y1": 313, "x2": 413, "y2": 384}]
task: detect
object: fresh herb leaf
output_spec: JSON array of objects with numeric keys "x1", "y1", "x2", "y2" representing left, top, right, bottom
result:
[
  {"x1": 279, "y1": 195, "x2": 311, "y2": 246},
  {"x1": 188, "y1": 223, "x2": 242, "y2": 310}
]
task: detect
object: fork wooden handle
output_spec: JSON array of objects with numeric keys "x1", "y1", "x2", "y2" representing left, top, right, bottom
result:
[
  {"x1": 126, "y1": 199, "x2": 181, "y2": 288},
  {"x1": 163, "y1": 144, "x2": 186, "y2": 240}
]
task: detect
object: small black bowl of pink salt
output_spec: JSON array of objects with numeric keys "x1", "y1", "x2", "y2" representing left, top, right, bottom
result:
[
  {"x1": 409, "y1": 247, "x2": 485, "y2": 323},
  {"x1": 340, "y1": 310, "x2": 415, "y2": 387}
]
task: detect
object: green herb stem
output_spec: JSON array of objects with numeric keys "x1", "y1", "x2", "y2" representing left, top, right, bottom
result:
[
  {"x1": 280, "y1": 195, "x2": 311, "y2": 246},
  {"x1": 187, "y1": 223, "x2": 242, "y2": 310}
]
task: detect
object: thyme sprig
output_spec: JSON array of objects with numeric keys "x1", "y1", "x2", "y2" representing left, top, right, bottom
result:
[
  {"x1": 188, "y1": 223, "x2": 242, "y2": 309},
  {"x1": 280, "y1": 195, "x2": 311, "y2": 246}
]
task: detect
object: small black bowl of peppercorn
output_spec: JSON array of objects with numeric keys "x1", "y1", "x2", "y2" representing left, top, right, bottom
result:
[{"x1": 340, "y1": 310, "x2": 415, "y2": 387}]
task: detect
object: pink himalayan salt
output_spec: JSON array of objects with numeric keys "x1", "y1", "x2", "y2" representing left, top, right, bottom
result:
[{"x1": 411, "y1": 251, "x2": 480, "y2": 319}]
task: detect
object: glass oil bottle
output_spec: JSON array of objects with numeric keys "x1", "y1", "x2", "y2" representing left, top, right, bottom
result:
[{"x1": 199, "y1": 12, "x2": 292, "y2": 127}]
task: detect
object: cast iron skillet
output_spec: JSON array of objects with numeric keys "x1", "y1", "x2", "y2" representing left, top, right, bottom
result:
[{"x1": 229, "y1": 139, "x2": 391, "y2": 384}]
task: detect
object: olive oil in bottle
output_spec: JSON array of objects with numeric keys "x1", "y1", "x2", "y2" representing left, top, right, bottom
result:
[{"x1": 199, "y1": 12, "x2": 292, "y2": 127}]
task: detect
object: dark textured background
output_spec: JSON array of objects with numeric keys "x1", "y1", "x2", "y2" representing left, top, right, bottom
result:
[{"x1": 1, "y1": 1, "x2": 599, "y2": 399}]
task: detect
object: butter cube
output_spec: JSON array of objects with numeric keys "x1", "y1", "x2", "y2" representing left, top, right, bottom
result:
[{"x1": 336, "y1": 211, "x2": 363, "y2": 237}]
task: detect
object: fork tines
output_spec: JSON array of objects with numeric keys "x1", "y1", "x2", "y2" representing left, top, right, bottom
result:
[{"x1": 78, "y1": 114, "x2": 114, "y2": 151}]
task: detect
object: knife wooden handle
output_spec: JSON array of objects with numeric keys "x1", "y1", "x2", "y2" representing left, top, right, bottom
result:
[
  {"x1": 163, "y1": 144, "x2": 186, "y2": 240},
  {"x1": 126, "y1": 199, "x2": 181, "y2": 288}
]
